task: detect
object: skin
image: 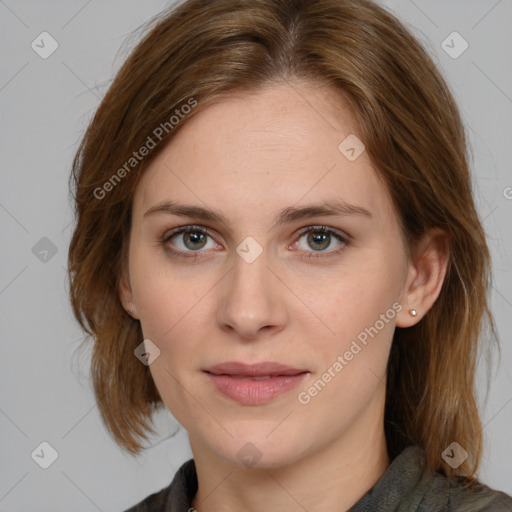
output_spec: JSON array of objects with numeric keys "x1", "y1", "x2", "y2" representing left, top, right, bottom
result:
[{"x1": 120, "y1": 80, "x2": 449, "y2": 512}]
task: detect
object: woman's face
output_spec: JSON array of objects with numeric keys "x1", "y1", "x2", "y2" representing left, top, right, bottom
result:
[{"x1": 124, "y1": 81, "x2": 413, "y2": 468}]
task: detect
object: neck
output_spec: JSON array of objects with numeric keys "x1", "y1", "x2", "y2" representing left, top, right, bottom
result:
[{"x1": 190, "y1": 404, "x2": 390, "y2": 512}]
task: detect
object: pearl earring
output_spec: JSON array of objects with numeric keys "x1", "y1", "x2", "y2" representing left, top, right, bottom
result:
[
  {"x1": 125, "y1": 296, "x2": 134, "y2": 314},
  {"x1": 409, "y1": 309, "x2": 417, "y2": 317}
]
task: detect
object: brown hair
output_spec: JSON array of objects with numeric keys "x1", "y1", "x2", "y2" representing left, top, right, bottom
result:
[{"x1": 68, "y1": 0, "x2": 497, "y2": 479}]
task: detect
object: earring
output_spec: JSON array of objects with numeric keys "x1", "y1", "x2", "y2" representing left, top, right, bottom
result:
[
  {"x1": 409, "y1": 309, "x2": 417, "y2": 317},
  {"x1": 125, "y1": 296, "x2": 134, "y2": 315}
]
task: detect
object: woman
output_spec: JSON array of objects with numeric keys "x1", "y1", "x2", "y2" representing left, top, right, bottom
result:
[{"x1": 67, "y1": 0, "x2": 512, "y2": 510}]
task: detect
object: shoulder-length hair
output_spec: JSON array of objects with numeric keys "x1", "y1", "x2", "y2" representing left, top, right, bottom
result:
[{"x1": 68, "y1": 0, "x2": 496, "y2": 479}]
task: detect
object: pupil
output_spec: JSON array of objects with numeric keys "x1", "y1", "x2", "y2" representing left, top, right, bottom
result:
[
  {"x1": 185, "y1": 232, "x2": 206, "y2": 249},
  {"x1": 308, "y1": 232, "x2": 329, "y2": 251}
]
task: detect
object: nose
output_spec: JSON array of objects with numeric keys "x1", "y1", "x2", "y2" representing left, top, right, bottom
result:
[{"x1": 216, "y1": 250, "x2": 288, "y2": 340}]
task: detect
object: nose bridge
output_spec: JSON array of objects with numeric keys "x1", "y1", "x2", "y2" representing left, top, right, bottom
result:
[
  {"x1": 217, "y1": 245, "x2": 286, "y2": 338},
  {"x1": 232, "y1": 248, "x2": 270, "y2": 297}
]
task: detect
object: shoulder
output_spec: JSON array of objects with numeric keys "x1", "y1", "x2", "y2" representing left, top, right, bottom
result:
[
  {"x1": 123, "y1": 458, "x2": 197, "y2": 512},
  {"x1": 425, "y1": 473, "x2": 512, "y2": 511},
  {"x1": 123, "y1": 488, "x2": 169, "y2": 512},
  {"x1": 363, "y1": 445, "x2": 512, "y2": 512}
]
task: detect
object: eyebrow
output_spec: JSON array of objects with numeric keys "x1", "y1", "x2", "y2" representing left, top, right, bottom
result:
[{"x1": 143, "y1": 199, "x2": 372, "y2": 228}]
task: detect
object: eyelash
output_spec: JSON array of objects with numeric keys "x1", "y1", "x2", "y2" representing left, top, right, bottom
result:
[{"x1": 160, "y1": 225, "x2": 350, "y2": 260}]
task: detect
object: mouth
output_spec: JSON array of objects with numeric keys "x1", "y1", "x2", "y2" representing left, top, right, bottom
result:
[{"x1": 203, "y1": 361, "x2": 309, "y2": 405}]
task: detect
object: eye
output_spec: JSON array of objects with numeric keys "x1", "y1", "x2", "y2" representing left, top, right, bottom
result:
[
  {"x1": 294, "y1": 226, "x2": 349, "y2": 258},
  {"x1": 162, "y1": 225, "x2": 220, "y2": 258},
  {"x1": 160, "y1": 224, "x2": 349, "y2": 260}
]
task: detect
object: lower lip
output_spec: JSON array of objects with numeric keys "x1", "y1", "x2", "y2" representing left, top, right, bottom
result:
[{"x1": 206, "y1": 372, "x2": 308, "y2": 405}]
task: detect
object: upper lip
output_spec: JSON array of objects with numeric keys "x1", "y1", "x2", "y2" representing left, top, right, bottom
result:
[{"x1": 203, "y1": 361, "x2": 308, "y2": 377}]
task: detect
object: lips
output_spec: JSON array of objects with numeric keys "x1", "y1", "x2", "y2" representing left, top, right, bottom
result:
[
  {"x1": 203, "y1": 361, "x2": 307, "y2": 378},
  {"x1": 203, "y1": 361, "x2": 309, "y2": 405}
]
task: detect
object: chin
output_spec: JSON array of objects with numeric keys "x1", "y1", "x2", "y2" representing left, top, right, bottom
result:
[{"x1": 201, "y1": 425, "x2": 312, "y2": 470}]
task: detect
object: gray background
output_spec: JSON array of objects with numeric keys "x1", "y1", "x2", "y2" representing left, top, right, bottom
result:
[{"x1": 0, "y1": 1, "x2": 511, "y2": 510}]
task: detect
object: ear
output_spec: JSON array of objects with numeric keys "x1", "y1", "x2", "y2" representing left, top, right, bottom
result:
[
  {"x1": 118, "y1": 267, "x2": 140, "y2": 320},
  {"x1": 395, "y1": 228, "x2": 450, "y2": 328}
]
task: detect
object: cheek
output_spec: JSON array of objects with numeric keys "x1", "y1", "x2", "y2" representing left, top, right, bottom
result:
[
  {"x1": 314, "y1": 256, "x2": 403, "y2": 335},
  {"x1": 305, "y1": 254, "x2": 403, "y2": 381},
  {"x1": 137, "y1": 289, "x2": 210, "y2": 356},
  {"x1": 129, "y1": 244, "x2": 210, "y2": 340},
  {"x1": 299, "y1": 278, "x2": 398, "y2": 421}
]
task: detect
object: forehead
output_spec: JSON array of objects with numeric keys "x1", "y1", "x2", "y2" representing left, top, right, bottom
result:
[{"x1": 134, "y1": 81, "x2": 394, "y2": 226}]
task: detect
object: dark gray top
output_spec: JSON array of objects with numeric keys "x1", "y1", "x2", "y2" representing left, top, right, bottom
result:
[{"x1": 125, "y1": 445, "x2": 512, "y2": 511}]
